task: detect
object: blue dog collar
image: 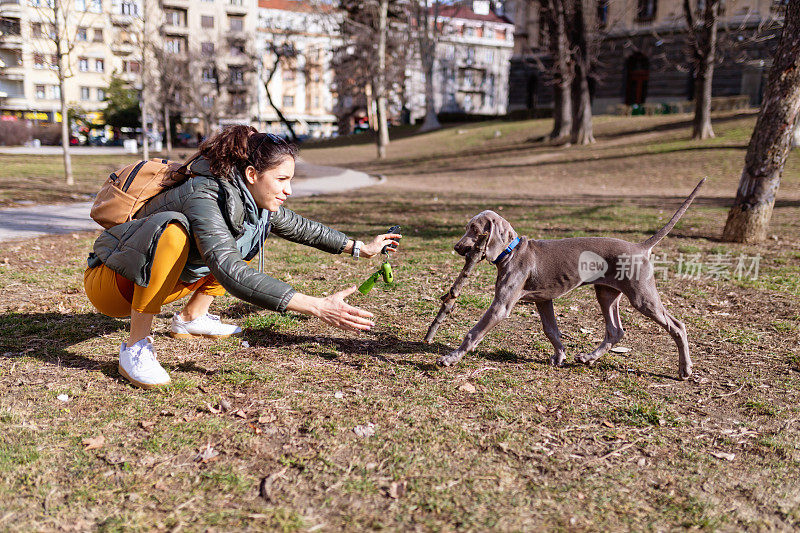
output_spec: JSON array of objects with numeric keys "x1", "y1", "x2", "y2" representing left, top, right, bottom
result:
[{"x1": 492, "y1": 237, "x2": 521, "y2": 264}]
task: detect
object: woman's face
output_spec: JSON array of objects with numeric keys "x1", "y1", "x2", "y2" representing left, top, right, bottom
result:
[{"x1": 244, "y1": 156, "x2": 295, "y2": 212}]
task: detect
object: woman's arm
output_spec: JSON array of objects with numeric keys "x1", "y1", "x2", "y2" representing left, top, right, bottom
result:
[{"x1": 285, "y1": 286, "x2": 374, "y2": 332}]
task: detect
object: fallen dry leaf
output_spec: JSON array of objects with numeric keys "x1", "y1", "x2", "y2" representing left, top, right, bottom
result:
[
  {"x1": 220, "y1": 399, "x2": 232, "y2": 412},
  {"x1": 710, "y1": 451, "x2": 735, "y2": 461},
  {"x1": 195, "y1": 444, "x2": 219, "y2": 463},
  {"x1": 353, "y1": 423, "x2": 375, "y2": 438},
  {"x1": 248, "y1": 423, "x2": 262, "y2": 435},
  {"x1": 602, "y1": 420, "x2": 615, "y2": 428},
  {"x1": 207, "y1": 403, "x2": 221, "y2": 414},
  {"x1": 388, "y1": 481, "x2": 407, "y2": 499},
  {"x1": 139, "y1": 420, "x2": 155, "y2": 429},
  {"x1": 233, "y1": 409, "x2": 247, "y2": 419},
  {"x1": 610, "y1": 347, "x2": 631, "y2": 354},
  {"x1": 82, "y1": 435, "x2": 105, "y2": 451},
  {"x1": 459, "y1": 382, "x2": 477, "y2": 393}
]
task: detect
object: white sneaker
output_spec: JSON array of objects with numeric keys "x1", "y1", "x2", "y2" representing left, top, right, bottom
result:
[
  {"x1": 170, "y1": 313, "x2": 242, "y2": 339},
  {"x1": 118, "y1": 336, "x2": 171, "y2": 389}
]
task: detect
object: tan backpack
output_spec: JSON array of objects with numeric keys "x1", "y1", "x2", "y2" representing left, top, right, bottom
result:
[{"x1": 90, "y1": 158, "x2": 191, "y2": 229}]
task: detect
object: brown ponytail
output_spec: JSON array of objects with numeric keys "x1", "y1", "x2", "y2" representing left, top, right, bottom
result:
[{"x1": 184, "y1": 125, "x2": 298, "y2": 181}]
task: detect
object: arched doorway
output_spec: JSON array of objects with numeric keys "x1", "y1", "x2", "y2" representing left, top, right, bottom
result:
[{"x1": 624, "y1": 53, "x2": 649, "y2": 105}]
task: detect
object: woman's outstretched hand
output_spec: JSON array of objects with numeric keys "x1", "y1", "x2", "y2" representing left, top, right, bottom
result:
[
  {"x1": 360, "y1": 231, "x2": 402, "y2": 258},
  {"x1": 286, "y1": 286, "x2": 375, "y2": 333}
]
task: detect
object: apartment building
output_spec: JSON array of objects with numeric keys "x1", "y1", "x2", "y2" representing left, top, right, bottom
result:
[
  {"x1": 255, "y1": 0, "x2": 339, "y2": 138},
  {"x1": 0, "y1": 0, "x2": 260, "y2": 138},
  {"x1": 507, "y1": 0, "x2": 785, "y2": 114},
  {"x1": 405, "y1": 0, "x2": 515, "y2": 122}
]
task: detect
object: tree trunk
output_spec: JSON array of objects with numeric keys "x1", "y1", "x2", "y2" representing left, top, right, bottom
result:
[
  {"x1": 685, "y1": 0, "x2": 719, "y2": 140},
  {"x1": 164, "y1": 102, "x2": 172, "y2": 155},
  {"x1": 569, "y1": 0, "x2": 594, "y2": 145},
  {"x1": 417, "y1": 3, "x2": 441, "y2": 133},
  {"x1": 375, "y1": 0, "x2": 390, "y2": 160},
  {"x1": 263, "y1": 53, "x2": 298, "y2": 143},
  {"x1": 53, "y1": 0, "x2": 73, "y2": 186},
  {"x1": 141, "y1": 0, "x2": 149, "y2": 160},
  {"x1": 544, "y1": 0, "x2": 572, "y2": 142},
  {"x1": 722, "y1": 0, "x2": 800, "y2": 243}
]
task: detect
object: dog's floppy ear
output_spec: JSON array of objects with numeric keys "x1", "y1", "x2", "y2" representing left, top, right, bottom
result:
[{"x1": 484, "y1": 212, "x2": 518, "y2": 262}]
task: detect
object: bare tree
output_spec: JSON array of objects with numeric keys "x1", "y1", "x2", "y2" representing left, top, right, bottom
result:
[
  {"x1": 261, "y1": 42, "x2": 300, "y2": 143},
  {"x1": 375, "y1": 0, "x2": 390, "y2": 158},
  {"x1": 722, "y1": 0, "x2": 800, "y2": 243},
  {"x1": 413, "y1": 0, "x2": 442, "y2": 132},
  {"x1": 29, "y1": 0, "x2": 99, "y2": 185},
  {"x1": 683, "y1": 0, "x2": 722, "y2": 139},
  {"x1": 153, "y1": 46, "x2": 189, "y2": 155}
]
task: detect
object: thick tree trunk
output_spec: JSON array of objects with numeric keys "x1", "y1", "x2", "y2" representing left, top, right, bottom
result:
[
  {"x1": 572, "y1": 64, "x2": 595, "y2": 145},
  {"x1": 376, "y1": 0, "x2": 390, "y2": 159},
  {"x1": 722, "y1": 0, "x2": 800, "y2": 243},
  {"x1": 418, "y1": 50, "x2": 441, "y2": 132},
  {"x1": 543, "y1": 0, "x2": 572, "y2": 142},
  {"x1": 569, "y1": 0, "x2": 594, "y2": 145},
  {"x1": 53, "y1": 0, "x2": 73, "y2": 185},
  {"x1": 417, "y1": 2, "x2": 441, "y2": 133}
]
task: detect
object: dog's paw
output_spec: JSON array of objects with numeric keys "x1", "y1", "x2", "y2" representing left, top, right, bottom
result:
[
  {"x1": 550, "y1": 353, "x2": 566, "y2": 367},
  {"x1": 438, "y1": 352, "x2": 463, "y2": 367},
  {"x1": 679, "y1": 365, "x2": 693, "y2": 381},
  {"x1": 574, "y1": 353, "x2": 595, "y2": 366}
]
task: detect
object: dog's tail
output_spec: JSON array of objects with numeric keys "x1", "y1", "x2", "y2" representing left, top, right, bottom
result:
[{"x1": 641, "y1": 178, "x2": 706, "y2": 251}]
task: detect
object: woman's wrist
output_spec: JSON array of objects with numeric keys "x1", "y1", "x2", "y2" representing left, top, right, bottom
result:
[{"x1": 285, "y1": 292, "x2": 321, "y2": 318}]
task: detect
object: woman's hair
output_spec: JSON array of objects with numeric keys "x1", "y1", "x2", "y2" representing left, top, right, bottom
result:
[{"x1": 188, "y1": 125, "x2": 298, "y2": 180}]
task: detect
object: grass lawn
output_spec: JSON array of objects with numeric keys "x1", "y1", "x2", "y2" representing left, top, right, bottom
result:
[{"x1": 1, "y1": 112, "x2": 799, "y2": 530}]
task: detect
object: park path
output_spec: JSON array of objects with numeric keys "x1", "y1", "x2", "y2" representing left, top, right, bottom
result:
[{"x1": 0, "y1": 160, "x2": 381, "y2": 242}]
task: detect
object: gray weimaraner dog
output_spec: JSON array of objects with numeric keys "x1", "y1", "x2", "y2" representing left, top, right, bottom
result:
[{"x1": 438, "y1": 179, "x2": 705, "y2": 380}]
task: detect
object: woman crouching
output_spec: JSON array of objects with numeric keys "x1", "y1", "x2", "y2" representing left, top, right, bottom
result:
[{"x1": 84, "y1": 126, "x2": 400, "y2": 389}]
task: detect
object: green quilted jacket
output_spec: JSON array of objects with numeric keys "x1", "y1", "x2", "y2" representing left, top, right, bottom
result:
[{"x1": 87, "y1": 157, "x2": 349, "y2": 312}]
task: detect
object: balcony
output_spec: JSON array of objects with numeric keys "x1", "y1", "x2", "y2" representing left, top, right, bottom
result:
[
  {"x1": 161, "y1": 0, "x2": 190, "y2": 8},
  {"x1": 111, "y1": 13, "x2": 135, "y2": 25},
  {"x1": 225, "y1": 1, "x2": 249, "y2": 15},
  {"x1": 111, "y1": 41, "x2": 135, "y2": 55},
  {"x1": 0, "y1": 0, "x2": 22, "y2": 17},
  {"x1": 162, "y1": 24, "x2": 189, "y2": 36},
  {"x1": 0, "y1": 33, "x2": 23, "y2": 49}
]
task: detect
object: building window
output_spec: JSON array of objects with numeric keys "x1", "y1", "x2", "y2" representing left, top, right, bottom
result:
[
  {"x1": 95, "y1": 58, "x2": 104, "y2": 72},
  {"x1": 88, "y1": 0, "x2": 101, "y2": 12},
  {"x1": 637, "y1": 0, "x2": 657, "y2": 20},
  {"x1": 121, "y1": 1, "x2": 138, "y2": 15},
  {"x1": 52, "y1": 85, "x2": 60, "y2": 99},
  {"x1": 230, "y1": 0, "x2": 244, "y2": 5},
  {"x1": 81, "y1": 87, "x2": 91, "y2": 100},
  {"x1": 93, "y1": 28, "x2": 103, "y2": 42},
  {"x1": 79, "y1": 57, "x2": 89, "y2": 71},
  {"x1": 202, "y1": 66, "x2": 216, "y2": 82},
  {"x1": 36, "y1": 84, "x2": 46, "y2": 99},
  {"x1": 33, "y1": 53, "x2": 46, "y2": 69},
  {"x1": 229, "y1": 67, "x2": 244, "y2": 84},
  {"x1": 232, "y1": 94, "x2": 246, "y2": 112},
  {"x1": 228, "y1": 15, "x2": 244, "y2": 32},
  {"x1": 201, "y1": 15, "x2": 214, "y2": 28},
  {"x1": 201, "y1": 42, "x2": 215, "y2": 55},
  {"x1": 282, "y1": 95, "x2": 294, "y2": 107},
  {"x1": 164, "y1": 9, "x2": 187, "y2": 26},
  {"x1": 31, "y1": 22, "x2": 42, "y2": 38},
  {"x1": 77, "y1": 27, "x2": 88, "y2": 41},
  {"x1": 202, "y1": 94, "x2": 215, "y2": 108},
  {"x1": 282, "y1": 67, "x2": 295, "y2": 81},
  {"x1": 123, "y1": 60, "x2": 140, "y2": 73},
  {"x1": 75, "y1": 0, "x2": 87, "y2": 11},
  {"x1": 231, "y1": 42, "x2": 246, "y2": 56},
  {"x1": 97, "y1": 88, "x2": 105, "y2": 101},
  {"x1": 597, "y1": 0, "x2": 609, "y2": 28},
  {"x1": 164, "y1": 36, "x2": 185, "y2": 54},
  {"x1": 50, "y1": 55, "x2": 58, "y2": 68}
]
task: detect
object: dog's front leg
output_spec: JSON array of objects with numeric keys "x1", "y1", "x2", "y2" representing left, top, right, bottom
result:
[
  {"x1": 535, "y1": 300, "x2": 567, "y2": 366},
  {"x1": 438, "y1": 284, "x2": 522, "y2": 367}
]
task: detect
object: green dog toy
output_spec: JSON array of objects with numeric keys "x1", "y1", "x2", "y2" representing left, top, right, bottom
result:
[{"x1": 358, "y1": 261, "x2": 393, "y2": 295}]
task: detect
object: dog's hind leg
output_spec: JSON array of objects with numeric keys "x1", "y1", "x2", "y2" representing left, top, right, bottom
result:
[
  {"x1": 576, "y1": 285, "x2": 625, "y2": 366},
  {"x1": 624, "y1": 284, "x2": 692, "y2": 380},
  {"x1": 535, "y1": 300, "x2": 567, "y2": 367}
]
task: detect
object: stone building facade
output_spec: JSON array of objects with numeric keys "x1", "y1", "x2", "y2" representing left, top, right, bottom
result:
[{"x1": 506, "y1": 0, "x2": 785, "y2": 114}]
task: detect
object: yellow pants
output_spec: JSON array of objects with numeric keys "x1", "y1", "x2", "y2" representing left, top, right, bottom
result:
[{"x1": 84, "y1": 223, "x2": 226, "y2": 317}]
